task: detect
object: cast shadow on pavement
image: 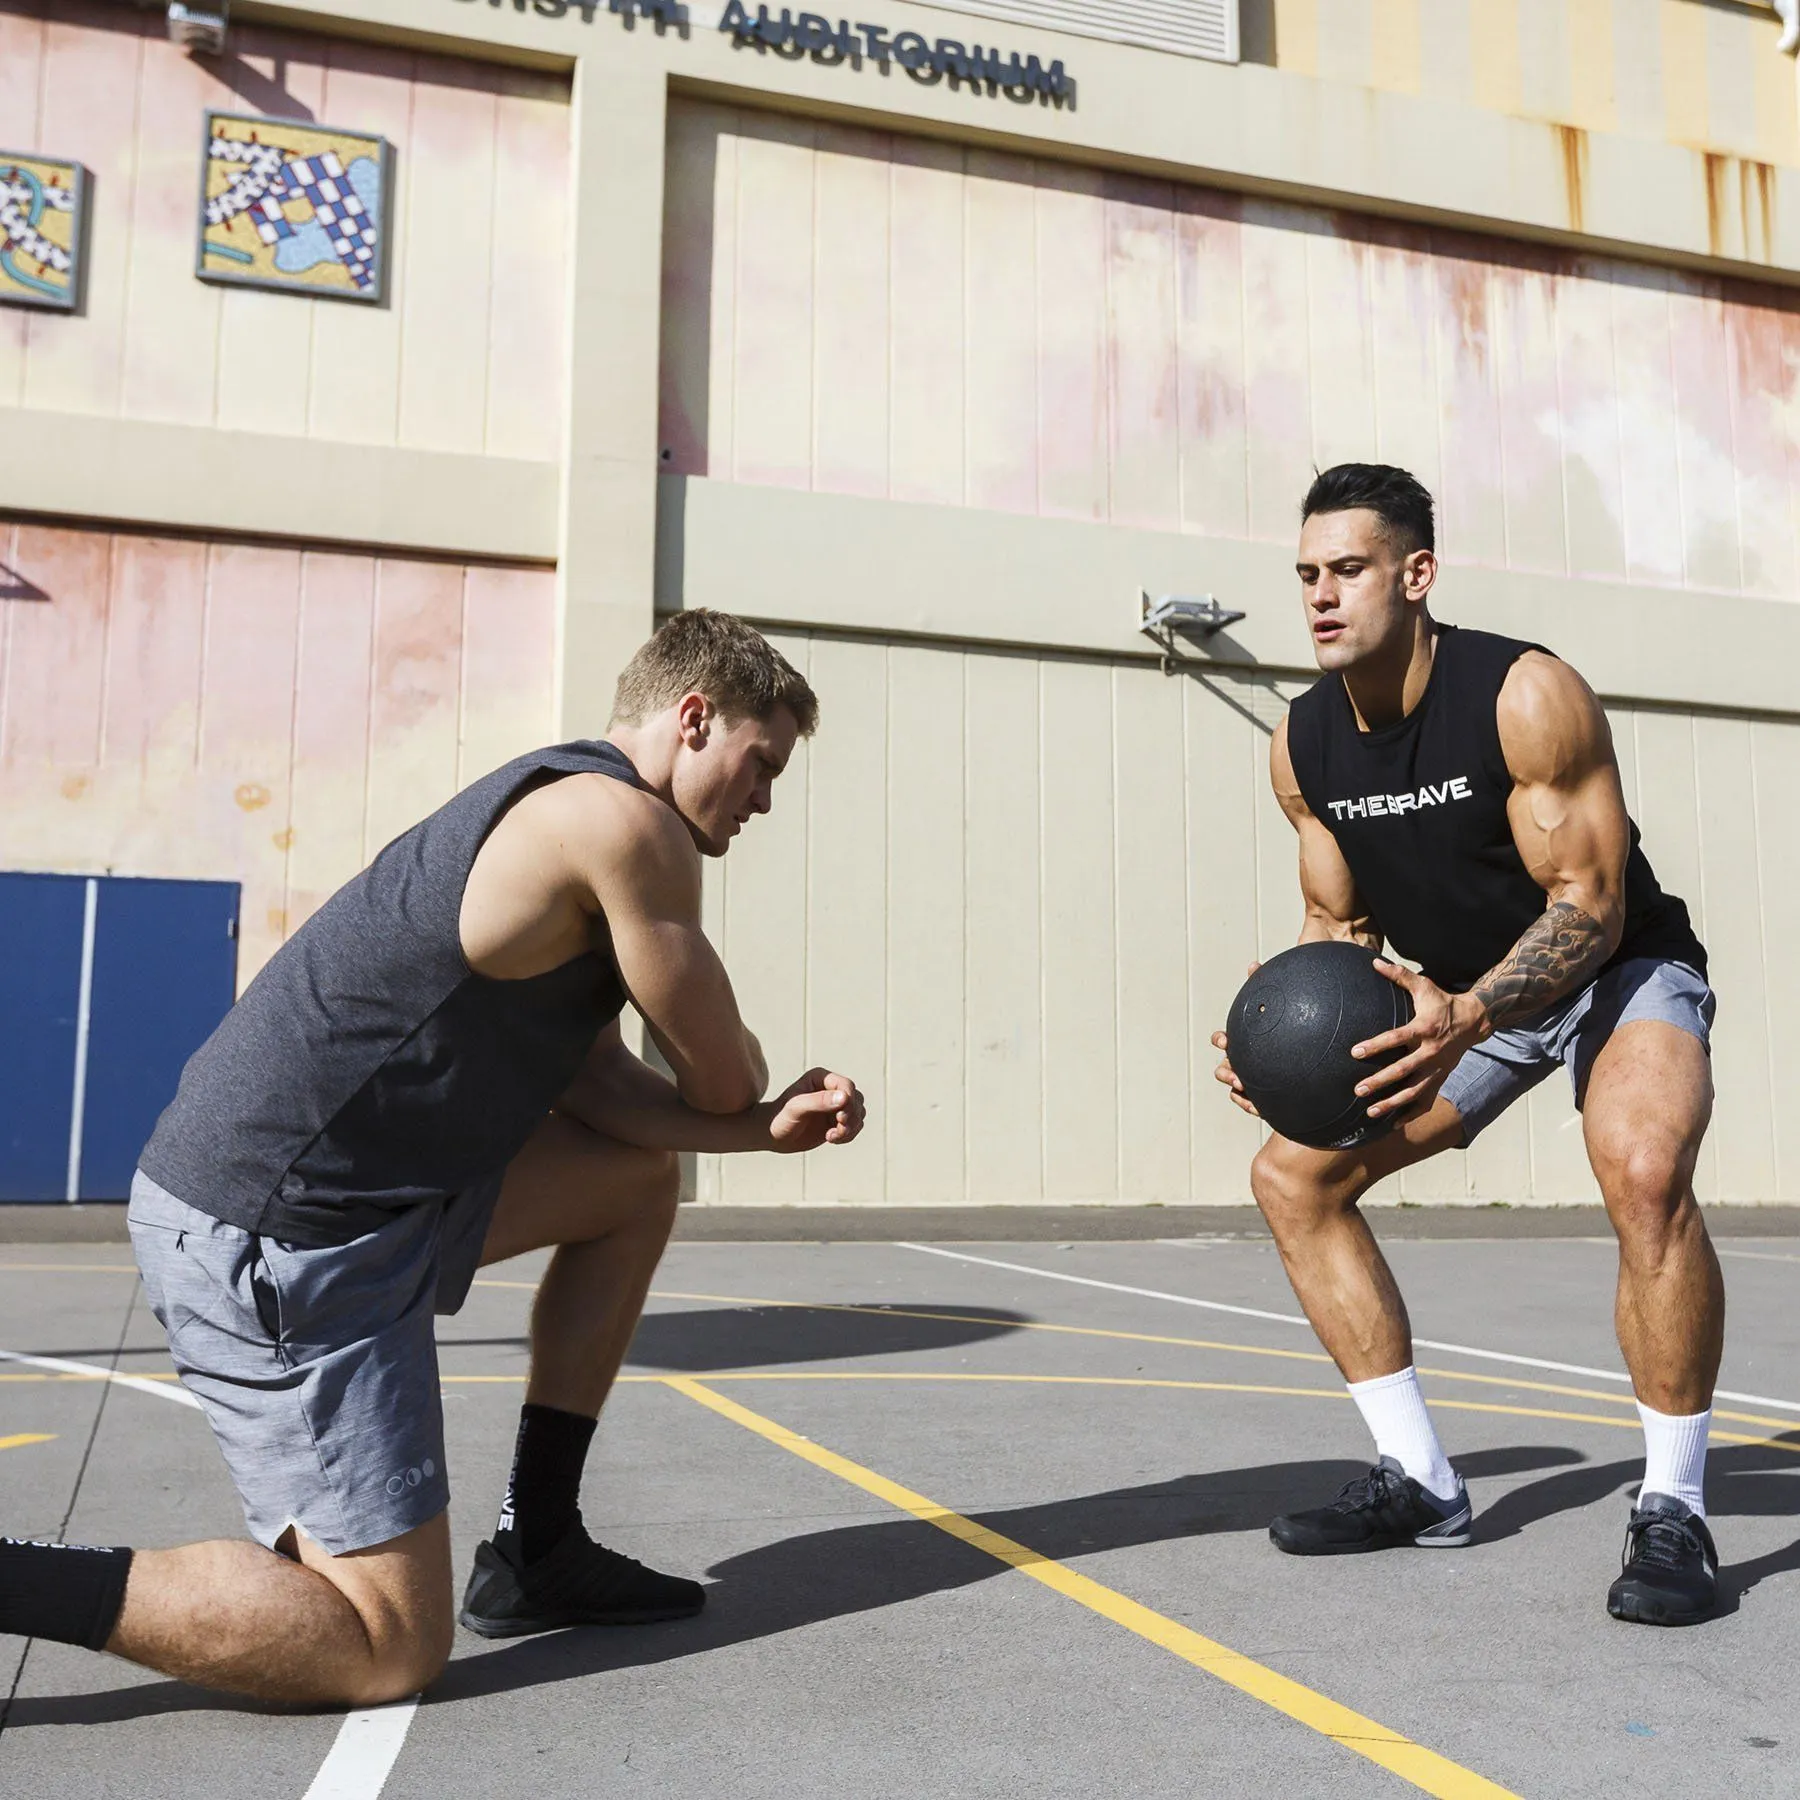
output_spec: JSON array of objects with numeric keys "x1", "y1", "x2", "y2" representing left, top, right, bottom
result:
[
  {"x1": 1473, "y1": 1428, "x2": 1800, "y2": 1615},
  {"x1": 440, "y1": 1302, "x2": 1035, "y2": 1371},
  {"x1": 21, "y1": 1438, "x2": 1799, "y2": 1726},
  {"x1": 425, "y1": 1443, "x2": 1575, "y2": 1705},
  {"x1": 1, "y1": 1448, "x2": 1574, "y2": 1727}
]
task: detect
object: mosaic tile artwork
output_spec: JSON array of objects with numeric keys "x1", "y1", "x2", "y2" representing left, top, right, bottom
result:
[
  {"x1": 0, "y1": 152, "x2": 86, "y2": 310},
  {"x1": 197, "y1": 111, "x2": 391, "y2": 302}
]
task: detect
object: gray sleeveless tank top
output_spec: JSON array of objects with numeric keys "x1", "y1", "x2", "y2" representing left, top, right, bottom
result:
[{"x1": 139, "y1": 741, "x2": 642, "y2": 1246}]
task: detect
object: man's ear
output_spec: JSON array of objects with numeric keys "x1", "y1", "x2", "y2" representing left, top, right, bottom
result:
[
  {"x1": 1404, "y1": 548, "x2": 1437, "y2": 604},
  {"x1": 675, "y1": 691, "x2": 711, "y2": 749}
]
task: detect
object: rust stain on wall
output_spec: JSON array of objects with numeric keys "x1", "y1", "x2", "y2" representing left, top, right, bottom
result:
[
  {"x1": 1745, "y1": 159, "x2": 1777, "y2": 262},
  {"x1": 234, "y1": 782, "x2": 271, "y2": 811},
  {"x1": 1555, "y1": 124, "x2": 1587, "y2": 235},
  {"x1": 1704, "y1": 152, "x2": 1730, "y2": 258}
]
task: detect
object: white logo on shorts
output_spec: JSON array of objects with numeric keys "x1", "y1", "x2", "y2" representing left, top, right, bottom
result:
[{"x1": 384, "y1": 1457, "x2": 437, "y2": 1498}]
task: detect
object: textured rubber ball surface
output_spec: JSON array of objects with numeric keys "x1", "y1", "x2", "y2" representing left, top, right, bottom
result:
[{"x1": 1225, "y1": 942, "x2": 1415, "y2": 1150}]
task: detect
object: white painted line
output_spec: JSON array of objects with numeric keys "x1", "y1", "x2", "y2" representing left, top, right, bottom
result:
[
  {"x1": 894, "y1": 1242, "x2": 1800, "y2": 1417},
  {"x1": 64, "y1": 876, "x2": 98, "y2": 1203},
  {"x1": 3, "y1": 1342, "x2": 420, "y2": 1797},
  {"x1": 0, "y1": 1346, "x2": 199, "y2": 1409},
  {"x1": 1715, "y1": 1247, "x2": 1800, "y2": 1266},
  {"x1": 299, "y1": 1698, "x2": 421, "y2": 1800}
]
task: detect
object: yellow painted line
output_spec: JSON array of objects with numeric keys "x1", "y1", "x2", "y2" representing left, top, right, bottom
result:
[
  {"x1": 666, "y1": 1376, "x2": 1519, "y2": 1800},
  {"x1": 0, "y1": 1433, "x2": 55, "y2": 1451},
  {"x1": 635, "y1": 1290, "x2": 1799, "y2": 1432},
  {"x1": 433, "y1": 1367, "x2": 1800, "y2": 1455}
]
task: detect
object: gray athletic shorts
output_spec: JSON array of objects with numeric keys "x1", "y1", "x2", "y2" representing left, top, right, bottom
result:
[
  {"x1": 1438, "y1": 955, "x2": 1715, "y2": 1145},
  {"x1": 128, "y1": 1168, "x2": 503, "y2": 1556}
]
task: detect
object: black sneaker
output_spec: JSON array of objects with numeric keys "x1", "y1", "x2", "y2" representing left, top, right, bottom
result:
[
  {"x1": 1607, "y1": 1493, "x2": 1718, "y2": 1626},
  {"x1": 459, "y1": 1523, "x2": 705, "y2": 1638},
  {"x1": 1269, "y1": 1455, "x2": 1473, "y2": 1555}
]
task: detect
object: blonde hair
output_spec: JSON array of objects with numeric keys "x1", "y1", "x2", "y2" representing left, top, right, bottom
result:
[{"x1": 610, "y1": 610, "x2": 818, "y2": 736}]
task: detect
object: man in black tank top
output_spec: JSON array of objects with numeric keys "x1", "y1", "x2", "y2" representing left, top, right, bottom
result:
[
  {"x1": 1212, "y1": 465, "x2": 1724, "y2": 1627},
  {"x1": 0, "y1": 612, "x2": 868, "y2": 1706}
]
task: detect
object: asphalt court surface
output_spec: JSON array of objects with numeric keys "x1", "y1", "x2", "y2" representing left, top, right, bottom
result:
[{"x1": 3, "y1": 1233, "x2": 1800, "y2": 1798}]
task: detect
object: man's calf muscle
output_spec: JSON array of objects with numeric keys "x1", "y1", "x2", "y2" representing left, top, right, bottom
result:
[{"x1": 109, "y1": 1518, "x2": 452, "y2": 1706}]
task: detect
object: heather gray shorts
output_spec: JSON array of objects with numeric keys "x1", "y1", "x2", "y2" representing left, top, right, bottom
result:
[
  {"x1": 1438, "y1": 956, "x2": 1715, "y2": 1145},
  {"x1": 128, "y1": 1169, "x2": 503, "y2": 1556}
]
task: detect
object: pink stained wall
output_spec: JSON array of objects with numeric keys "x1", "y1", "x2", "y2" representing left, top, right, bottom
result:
[
  {"x1": 660, "y1": 102, "x2": 1800, "y2": 602},
  {"x1": 0, "y1": 0, "x2": 570, "y2": 460},
  {"x1": 0, "y1": 519, "x2": 557, "y2": 986}
]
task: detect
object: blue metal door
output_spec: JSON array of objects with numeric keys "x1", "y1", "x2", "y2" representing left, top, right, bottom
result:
[
  {"x1": 0, "y1": 874, "x2": 89, "y2": 1202},
  {"x1": 0, "y1": 873, "x2": 240, "y2": 1202},
  {"x1": 80, "y1": 877, "x2": 240, "y2": 1201}
]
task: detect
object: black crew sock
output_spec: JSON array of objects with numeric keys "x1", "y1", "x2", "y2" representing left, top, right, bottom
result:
[
  {"x1": 493, "y1": 1404, "x2": 598, "y2": 1566},
  {"x1": 0, "y1": 1538, "x2": 134, "y2": 1651}
]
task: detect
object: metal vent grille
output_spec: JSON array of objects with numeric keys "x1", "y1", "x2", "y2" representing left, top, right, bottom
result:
[{"x1": 922, "y1": 0, "x2": 1238, "y2": 64}]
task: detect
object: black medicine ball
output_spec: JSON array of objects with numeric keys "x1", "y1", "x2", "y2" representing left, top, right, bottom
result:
[{"x1": 1225, "y1": 942, "x2": 1414, "y2": 1150}]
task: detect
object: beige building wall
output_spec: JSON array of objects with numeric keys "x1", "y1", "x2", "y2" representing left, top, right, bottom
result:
[
  {"x1": 4, "y1": 0, "x2": 1799, "y2": 1203},
  {"x1": 0, "y1": 519, "x2": 558, "y2": 985},
  {"x1": 1253, "y1": 0, "x2": 1799, "y2": 171},
  {"x1": 694, "y1": 630, "x2": 1800, "y2": 1208},
  {"x1": 661, "y1": 99, "x2": 1800, "y2": 601},
  {"x1": 659, "y1": 92, "x2": 1800, "y2": 1207},
  {"x1": 0, "y1": 1, "x2": 570, "y2": 459}
]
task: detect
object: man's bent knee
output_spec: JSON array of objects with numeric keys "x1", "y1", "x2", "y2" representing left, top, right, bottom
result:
[
  {"x1": 352, "y1": 1621, "x2": 452, "y2": 1704},
  {"x1": 1251, "y1": 1140, "x2": 1354, "y2": 1232},
  {"x1": 626, "y1": 1146, "x2": 681, "y2": 1235},
  {"x1": 1602, "y1": 1148, "x2": 1703, "y2": 1266},
  {"x1": 296, "y1": 1516, "x2": 454, "y2": 1703}
]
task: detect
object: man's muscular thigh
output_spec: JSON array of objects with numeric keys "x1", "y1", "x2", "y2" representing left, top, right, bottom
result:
[
  {"x1": 480, "y1": 1111, "x2": 680, "y2": 1267},
  {"x1": 1582, "y1": 1020, "x2": 1713, "y2": 1210}
]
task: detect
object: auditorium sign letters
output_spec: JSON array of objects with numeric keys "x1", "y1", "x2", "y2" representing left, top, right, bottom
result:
[
  {"x1": 718, "y1": 2, "x2": 1072, "y2": 100},
  {"x1": 455, "y1": 0, "x2": 1073, "y2": 103}
]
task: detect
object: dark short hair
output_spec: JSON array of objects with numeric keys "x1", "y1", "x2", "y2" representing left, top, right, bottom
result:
[
  {"x1": 611, "y1": 609, "x2": 819, "y2": 736},
  {"x1": 1300, "y1": 463, "x2": 1436, "y2": 555}
]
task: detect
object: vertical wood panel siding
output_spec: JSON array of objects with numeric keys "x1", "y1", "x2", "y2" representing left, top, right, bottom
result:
[
  {"x1": 0, "y1": 0, "x2": 569, "y2": 458},
  {"x1": 0, "y1": 520, "x2": 556, "y2": 987},
  {"x1": 696, "y1": 632, "x2": 1799, "y2": 1207},
  {"x1": 1269, "y1": 0, "x2": 1798, "y2": 167},
  {"x1": 661, "y1": 101, "x2": 1800, "y2": 605}
]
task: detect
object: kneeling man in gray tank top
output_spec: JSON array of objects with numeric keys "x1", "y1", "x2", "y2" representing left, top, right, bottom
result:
[
  {"x1": 1212, "y1": 465, "x2": 1724, "y2": 1627},
  {"x1": 0, "y1": 610, "x2": 865, "y2": 1705}
]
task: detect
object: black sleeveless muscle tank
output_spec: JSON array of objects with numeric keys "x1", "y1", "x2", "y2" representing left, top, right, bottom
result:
[
  {"x1": 1285, "y1": 626, "x2": 1705, "y2": 995},
  {"x1": 140, "y1": 740, "x2": 643, "y2": 1246}
]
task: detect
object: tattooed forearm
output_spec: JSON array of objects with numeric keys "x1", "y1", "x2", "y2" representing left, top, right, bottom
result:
[{"x1": 1471, "y1": 900, "x2": 1613, "y2": 1029}]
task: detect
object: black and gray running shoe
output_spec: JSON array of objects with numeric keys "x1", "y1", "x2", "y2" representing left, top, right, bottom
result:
[
  {"x1": 1269, "y1": 1454, "x2": 1473, "y2": 1556},
  {"x1": 459, "y1": 1523, "x2": 705, "y2": 1638},
  {"x1": 1607, "y1": 1493, "x2": 1718, "y2": 1627}
]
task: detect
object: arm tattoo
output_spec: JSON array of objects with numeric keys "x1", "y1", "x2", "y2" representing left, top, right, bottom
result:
[{"x1": 1471, "y1": 900, "x2": 1611, "y2": 1029}]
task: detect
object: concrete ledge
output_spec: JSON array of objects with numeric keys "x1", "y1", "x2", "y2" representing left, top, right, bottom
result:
[
  {"x1": 667, "y1": 1204, "x2": 1800, "y2": 1242},
  {"x1": 11, "y1": 1201, "x2": 1798, "y2": 1246},
  {"x1": 658, "y1": 476, "x2": 1800, "y2": 721},
  {"x1": 0, "y1": 409, "x2": 560, "y2": 564}
]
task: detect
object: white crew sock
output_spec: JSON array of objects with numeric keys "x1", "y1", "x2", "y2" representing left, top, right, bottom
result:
[
  {"x1": 1346, "y1": 1366, "x2": 1460, "y2": 1502},
  {"x1": 1637, "y1": 1401, "x2": 1710, "y2": 1517}
]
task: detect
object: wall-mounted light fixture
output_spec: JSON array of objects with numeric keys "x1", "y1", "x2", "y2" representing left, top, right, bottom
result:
[
  {"x1": 168, "y1": 0, "x2": 227, "y2": 54},
  {"x1": 1139, "y1": 590, "x2": 1246, "y2": 672}
]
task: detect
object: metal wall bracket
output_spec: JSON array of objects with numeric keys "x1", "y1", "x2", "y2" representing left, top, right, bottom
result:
[
  {"x1": 1139, "y1": 591, "x2": 1247, "y2": 674},
  {"x1": 168, "y1": 0, "x2": 228, "y2": 55}
]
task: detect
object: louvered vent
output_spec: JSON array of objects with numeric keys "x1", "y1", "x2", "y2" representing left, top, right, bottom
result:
[{"x1": 923, "y1": 0, "x2": 1237, "y2": 63}]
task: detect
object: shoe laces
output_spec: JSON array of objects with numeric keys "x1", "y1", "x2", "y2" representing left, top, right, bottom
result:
[
  {"x1": 1623, "y1": 1508, "x2": 1706, "y2": 1574},
  {"x1": 1331, "y1": 1464, "x2": 1404, "y2": 1514}
]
